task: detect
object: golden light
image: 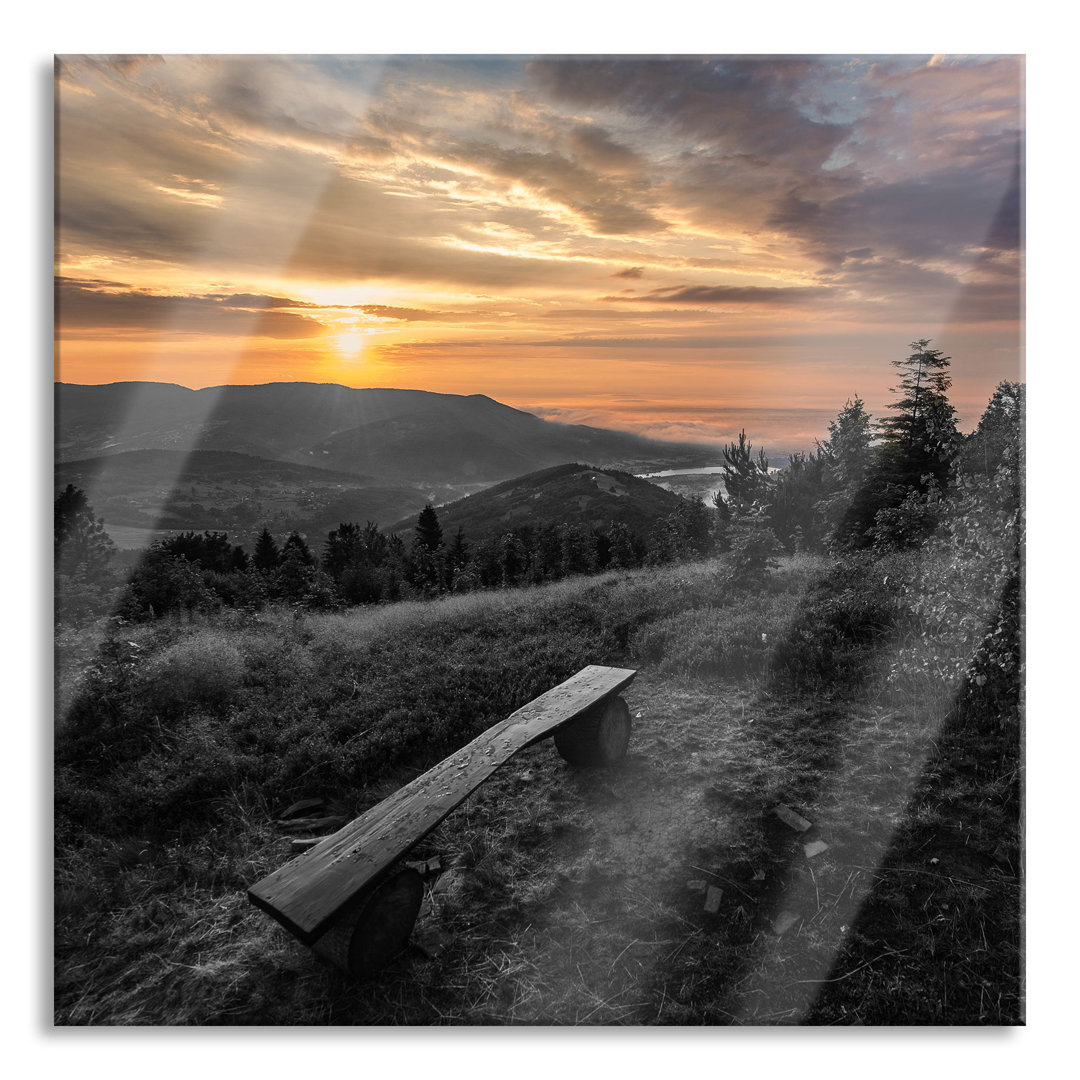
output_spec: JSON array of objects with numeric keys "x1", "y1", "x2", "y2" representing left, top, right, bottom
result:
[{"x1": 334, "y1": 331, "x2": 368, "y2": 358}]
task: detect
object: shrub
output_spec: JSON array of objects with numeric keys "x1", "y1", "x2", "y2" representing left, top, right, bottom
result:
[
  {"x1": 137, "y1": 635, "x2": 245, "y2": 717},
  {"x1": 724, "y1": 515, "x2": 783, "y2": 589},
  {"x1": 119, "y1": 554, "x2": 220, "y2": 620},
  {"x1": 769, "y1": 552, "x2": 911, "y2": 691}
]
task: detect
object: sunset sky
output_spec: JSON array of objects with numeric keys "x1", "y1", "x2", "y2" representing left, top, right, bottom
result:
[{"x1": 54, "y1": 54, "x2": 1023, "y2": 451}]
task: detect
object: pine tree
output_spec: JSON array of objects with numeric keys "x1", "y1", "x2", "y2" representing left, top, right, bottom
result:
[
  {"x1": 281, "y1": 531, "x2": 314, "y2": 567},
  {"x1": 818, "y1": 396, "x2": 873, "y2": 493},
  {"x1": 321, "y1": 522, "x2": 362, "y2": 579},
  {"x1": 607, "y1": 521, "x2": 639, "y2": 569},
  {"x1": 448, "y1": 527, "x2": 469, "y2": 571},
  {"x1": 719, "y1": 430, "x2": 772, "y2": 511},
  {"x1": 878, "y1": 338, "x2": 958, "y2": 492},
  {"x1": 836, "y1": 341, "x2": 961, "y2": 549},
  {"x1": 414, "y1": 504, "x2": 443, "y2": 552},
  {"x1": 766, "y1": 450, "x2": 830, "y2": 552},
  {"x1": 252, "y1": 527, "x2": 281, "y2": 572},
  {"x1": 54, "y1": 484, "x2": 115, "y2": 577}
]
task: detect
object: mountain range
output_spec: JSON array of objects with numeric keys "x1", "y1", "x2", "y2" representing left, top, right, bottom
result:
[
  {"x1": 55, "y1": 382, "x2": 720, "y2": 545},
  {"x1": 55, "y1": 382, "x2": 717, "y2": 483}
]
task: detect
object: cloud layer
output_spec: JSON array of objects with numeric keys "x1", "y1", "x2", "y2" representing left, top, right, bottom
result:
[{"x1": 54, "y1": 54, "x2": 1024, "y2": 440}]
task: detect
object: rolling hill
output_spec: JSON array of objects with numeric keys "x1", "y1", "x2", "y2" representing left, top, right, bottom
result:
[
  {"x1": 54, "y1": 449, "x2": 433, "y2": 546},
  {"x1": 55, "y1": 382, "x2": 719, "y2": 484},
  {"x1": 389, "y1": 462, "x2": 688, "y2": 542}
]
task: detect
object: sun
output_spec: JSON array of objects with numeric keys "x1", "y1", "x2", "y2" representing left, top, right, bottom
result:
[{"x1": 333, "y1": 331, "x2": 368, "y2": 358}]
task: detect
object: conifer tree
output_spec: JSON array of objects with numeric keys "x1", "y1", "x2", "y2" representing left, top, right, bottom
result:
[
  {"x1": 838, "y1": 339, "x2": 960, "y2": 549},
  {"x1": 253, "y1": 527, "x2": 281, "y2": 572},
  {"x1": 414, "y1": 504, "x2": 443, "y2": 552},
  {"x1": 878, "y1": 338, "x2": 958, "y2": 492},
  {"x1": 719, "y1": 430, "x2": 772, "y2": 510},
  {"x1": 448, "y1": 527, "x2": 469, "y2": 571},
  {"x1": 607, "y1": 521, "x2": 639, "y2": 569},
  {"x1": 281, "y1": 531, "x2": 314, "y2": 567},
  {"x1": 818, "y1": 396, "x2": 873, "y2": 493},
  {"x1": 321, "y1": 522, "x2": 362, "y2": 579},
  {"x1": 54, "y1": 484, "x2": 115, "y2": 576}
]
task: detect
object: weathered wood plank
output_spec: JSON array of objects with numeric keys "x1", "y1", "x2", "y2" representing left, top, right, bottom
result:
[{"x1": 248, "y1": 665, "x2": 637, "y2": 944}]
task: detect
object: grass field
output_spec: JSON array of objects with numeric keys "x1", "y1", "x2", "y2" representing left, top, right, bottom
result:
[{"x1": 53, "y1": 549, "x2": 1021, "y2": 1025}]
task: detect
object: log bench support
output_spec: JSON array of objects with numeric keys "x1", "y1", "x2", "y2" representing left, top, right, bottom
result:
[{"x1": 248, "y1": 665, "x2": 637, "y2": 979}]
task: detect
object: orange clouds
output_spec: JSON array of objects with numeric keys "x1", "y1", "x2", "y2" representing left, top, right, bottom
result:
[{"x1": 55, "y1": 55, "x2": 1023, "y2": 450}]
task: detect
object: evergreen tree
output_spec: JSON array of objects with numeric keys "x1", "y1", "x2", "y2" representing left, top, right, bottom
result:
[
  {"x1": 719, "y1": 430, "x2": 772, "y2": 511},
  {"x1": 54, "y1": 484, "x2": 115, "y2": 576},
  {"x1": 607, "y1": 521, "x2": 640, "y2": 569},
  {"x1": 281, "y1": 531, "x2": 314, "y2": 567},
  {"x1": 447, "y1": 527, "x2": 469, "y2": 572},
  {"x1": 878, "y1": 338, "x2": 959, "y2": 492},
  {"x1": 361, "y1": 521, "x2": 388, "y2": 565},
  {"x1": 837, "y1": 340, "x2": 960, "y2": 549},
  {"x1": 468, "y1": 536, "x2": 505, "y2": 588},
  {"x1": 500, "y1": 532, "x2": 528, "y2": 587},
  {"x1": 321, "y1": 522, "x2": 363, "y2": 580},
  {"x1": 415, "y1": 504, "x2": 443, "y2": 552},
  {"x1": 531, "y1": 524, "x2": 563, "y2": 582},
  {"x1": 253, "y1": 527, "x2": 280, "y2": 572},
  {"x1": 818, "y1": 396, "x2": 874, "y2": 493},
  {"x1": 559, "y1": 523, "x2": 597, "y2": 577},
  {"x1": 766, "y1": 450, "x2": 830, "y2": 552},
  {"x1": 157, "y1": 530, "x2": 235, "y2": 572}
]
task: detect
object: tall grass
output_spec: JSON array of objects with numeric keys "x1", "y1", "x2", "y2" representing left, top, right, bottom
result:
[
  {"x1": 54, "y1": 542, "x2": 1021, "y2": 1025},
  {"x1": 55, "y1": 558, "x2": 821, "y2": 842}
]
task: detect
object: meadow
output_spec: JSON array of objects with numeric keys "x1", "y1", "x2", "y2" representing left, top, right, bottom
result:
[{"x1": 54, "y1": 542, "x2": 1021, "y2": 1025}]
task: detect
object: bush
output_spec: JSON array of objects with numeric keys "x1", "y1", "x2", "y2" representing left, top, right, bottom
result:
[
  {"x1": 869, "y1": 487, "x2": 942, "y2": 551},
  {"x1": 769, "y1": 553, "x2": 911, "y2": 691},
  {"x1": 137, "y1": 635, "x2": 245, "y2": 718},
  {"x1": 724, "y1": 515, "x2": 783, "y2": 589},
  {"x1": 119, "y1": 554, "x2": 220, "y2": 620}
]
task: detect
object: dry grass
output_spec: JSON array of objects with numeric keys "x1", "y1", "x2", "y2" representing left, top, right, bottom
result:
[{"x1": 53, "y1": 551, "x2": 1021, "y2": 1025}]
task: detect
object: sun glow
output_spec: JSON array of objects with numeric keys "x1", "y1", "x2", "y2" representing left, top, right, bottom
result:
[{"x1": 334, "y1": 331, "x2": 368, "y2": 358}]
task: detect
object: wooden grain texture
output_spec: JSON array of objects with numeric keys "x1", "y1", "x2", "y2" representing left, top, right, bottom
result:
[{"x1": 248, "y1": 664, "x2": 637, "y2": 944}]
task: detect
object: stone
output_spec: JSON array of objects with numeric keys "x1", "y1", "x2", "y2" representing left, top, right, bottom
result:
[
  {"x1": 773, "y1": 804, "x2": 812, "y2": 832},
  {"x1": 773, "y1": 910, "x2": 800, "y2": 935}
]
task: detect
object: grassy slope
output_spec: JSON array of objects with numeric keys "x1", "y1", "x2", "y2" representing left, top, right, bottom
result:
[{"x1": 54, "y1": 554, "x2": 1021, "y2": 1025}]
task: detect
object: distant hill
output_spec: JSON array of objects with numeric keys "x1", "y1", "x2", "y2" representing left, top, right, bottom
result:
[
  {"x1": 55, "y1": 382, "x2": 718, "y2": 485},
  {"x1": 54, "y1": 449, "x2": 432, "y2": 546},
  {"x1": 389, "y1": 462, "x2": 687, "y2": 542}
]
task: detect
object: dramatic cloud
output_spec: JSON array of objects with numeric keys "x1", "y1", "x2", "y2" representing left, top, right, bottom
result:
[
  {"x1": 54, "y1": 54, "x2": 1024, "y2": 438},
  {"x1": 56, "y1": 278, "x2": 328, "y2": 338},
  {"x1": 603, "y1": 284, "x2": 828, "y2": 305}
]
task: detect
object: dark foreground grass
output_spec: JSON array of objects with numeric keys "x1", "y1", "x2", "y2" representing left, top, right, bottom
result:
[{"x1": 53, "y1": 551, "x2": 1021, "y2": 1025}]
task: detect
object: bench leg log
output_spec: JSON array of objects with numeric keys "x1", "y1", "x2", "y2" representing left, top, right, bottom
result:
[
  {"x1": 311, "y1": 866, "x2": 424, "y2": 979},
  {"x1": 554, "y1": 695, "x2": 632, "y2": 766}
]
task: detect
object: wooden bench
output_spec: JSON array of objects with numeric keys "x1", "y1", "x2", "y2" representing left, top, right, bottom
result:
[{"x1": 248, "y1": 664, "x2": 638, "y2": 978}]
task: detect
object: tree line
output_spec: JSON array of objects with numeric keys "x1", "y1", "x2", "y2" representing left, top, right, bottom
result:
[{"x1": 54, "y1": 339, "x2": 1023, "y2": 623}]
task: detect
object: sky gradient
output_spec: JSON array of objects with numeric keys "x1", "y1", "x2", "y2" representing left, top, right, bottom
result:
[{"x1": 54, "y1": 54, "x2": 1023, "y2": 453}]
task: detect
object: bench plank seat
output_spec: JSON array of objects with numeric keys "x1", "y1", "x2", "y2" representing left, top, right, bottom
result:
[{"x1": 248, "y1": 664, "x2": 637, "y2": 945}]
